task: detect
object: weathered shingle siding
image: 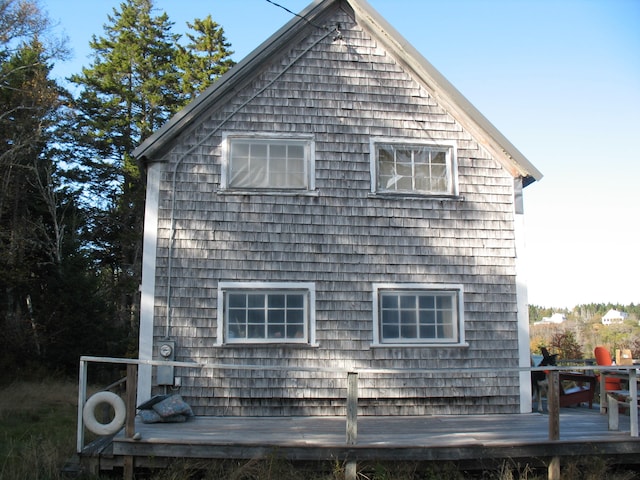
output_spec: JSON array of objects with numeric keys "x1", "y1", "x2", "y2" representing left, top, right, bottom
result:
[{"x1": 150, "y1": 7, "x2": 520, "y2": 416}]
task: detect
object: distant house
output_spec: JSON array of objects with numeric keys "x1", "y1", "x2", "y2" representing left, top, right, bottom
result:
[
  {"x1": 535, "y1": 313, "x2": 566, "y2": 325},
  {"x1": 132, "y1": 0, "x2": 542, "y2": 416},
  {"x1": 602, "y1": 309, "x2": 628, "y2": 325}
]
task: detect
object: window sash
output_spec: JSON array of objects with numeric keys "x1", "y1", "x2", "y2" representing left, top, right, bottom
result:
[
  {"x1": 228, "y1": 138, "x2": 309, "y2": 189},
  {"x1": 376, "y1": 288, "x2": 461, "y2": 344},
  {"x1": 375, "y1": 143, "x2": 454, "y2": 195},
  {"x1": 223, "y1": 289, "x2": 310, "y2": 344}
]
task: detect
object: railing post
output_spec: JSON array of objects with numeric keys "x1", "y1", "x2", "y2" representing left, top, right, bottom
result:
[
  {"x1": 123, "y1": 363, "x2": 138, "y2": 480},
  {"x1": 548, "y1": 370, "x2": 560, "y2": 440},
  {"x1": 547, "y1": 370, "x2": 560, "y2": 480},
  {"x1": 345, "y1": 372, "x2": 358, "y2": 480},
  {"x1": 629, "y1": 368, "x2": 638, "y2": 437},
  {"x1": 600, "y1": 371, "x2": 607, "y2": 414},
  {"x1": 76, "y1": 358, "x2": 87, "y2": 453},
  {"x1": 346, "y1": 371, "x2": 358, "y2": 445}
]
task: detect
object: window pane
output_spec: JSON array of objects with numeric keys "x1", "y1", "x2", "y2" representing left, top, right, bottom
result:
[
  {"x1": 379, "y1": 290, "x2": 458, "y2": 343},
  {"x1": 229, "y1": 294, "x2": 246, "y2": 308},
  {"x1": 229, "y1": 323, "x2": 245, "y2": 339},
  {"x1": 401, "y1": 324, "x2": 417, "y2": 338},
  {"x1": 251, "y1": 143, "x2": 268, "y2": 159},
  {"x1": 287, "y1": 294, "x2": 304, "y2": 308},
  {"x1": 400, "y1": 295, "x2": 416, "y2": 308},
  {"x1": 269, "y1": 309, "x2": 285, "y2": 323},
  {"x1": 287, "y1": 310, "x2": 304, "y2": 323},
  {"x1": 419, "y1": 295, "x2": 435, "y2": 309},
  {"x1": 267, "y1": 325, "x2": 285, "y2": 338},
  {"x1": 420, "y1": 324, "x2": 436, "y2": 338},
  {"x1": 268, "y1": 295, "x2": 285, "y2": 308},
  {"x1": 232, "y1": 143, "x2": 250, "y2": 158},
  {"x1": 419, "y1": 310, "x2": 435, "y2": 325},
  {"x1": 287, "y1": 324, "x2": 304, "y2": 338},
  {"x1": 376, "y1": 143, "x2": 452, "y2": 195},
  {"x1": 383, "y1": 324, "x2": 399, "y2": 339},
  {"x1": 247, "y1": 309, "x2": 265, "y2": 324},
  {"x1": 248, "y1": 294, "x2": 264, "y2": 308},
  {"x1": 381, "y1": 295, "x2": 398, "y2": 309},
  {"x1": 270, "y1": 144, "x2": 287, "y2": 159},
  {"x1": 288, "y1": 145, "x2": 304, "y2": 159},
  {"x1": 228, "y1": 139, "x2": 309, "y2": 189},
  {"x1": 437, "y1": 296, "x2": 452, "y2": 309},
  {"x1": 225, "y1": 289, "x2": 308, "y2": 343},
  {"x1": 248, "y1": 325, "x2": 264, "y2": 338}
]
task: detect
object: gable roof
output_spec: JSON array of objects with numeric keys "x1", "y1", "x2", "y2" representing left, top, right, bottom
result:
[{"x1": 133, "y1": 0, "x2": 542, "y2": 185}]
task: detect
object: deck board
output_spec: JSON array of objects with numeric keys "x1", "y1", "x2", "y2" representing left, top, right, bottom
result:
[{"x1": 106, "y1": 407, "x2": 640, "y2": 464}]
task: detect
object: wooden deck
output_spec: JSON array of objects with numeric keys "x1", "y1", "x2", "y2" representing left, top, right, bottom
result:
[{"x1": 85, "y1": 407, "x2": 640, "y2": 472}]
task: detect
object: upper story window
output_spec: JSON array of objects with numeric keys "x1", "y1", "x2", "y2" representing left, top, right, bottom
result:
[
  {"x1": 222, "y1": 134, "x2": 315, "y2": 191},
  {"x1": 217, "y1": 282, "x2": 316, "y2": 345},
  {"x1": 372, "y1": 283, "x2": 465, "y2": 346},
  {"x1": 370, "y1": 139, "x2": 458, "y2": 196}
]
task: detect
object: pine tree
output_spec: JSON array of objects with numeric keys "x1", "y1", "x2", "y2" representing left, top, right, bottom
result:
[
  {"x1": 178, "y1": 15, "x2": 235, "y2": 99},
  {"x1": 69, "y1": 0, "x2": 235, "y2": 353},
  {"x1": 0, "y1": 0, "x2": 108, "y2": 375}
]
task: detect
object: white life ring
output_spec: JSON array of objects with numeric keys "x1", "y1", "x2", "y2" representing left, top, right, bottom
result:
[{"x1": 83, "y1": 391, "x2": 126, "y2": 435}]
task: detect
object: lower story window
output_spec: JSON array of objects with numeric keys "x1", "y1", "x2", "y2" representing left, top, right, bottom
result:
[
  {"x1": 218, "y1": 282, "x2": 315, "y2": 345},
  {"x1": 373, "y1": 284, "x2": 464, "y2": 346}
]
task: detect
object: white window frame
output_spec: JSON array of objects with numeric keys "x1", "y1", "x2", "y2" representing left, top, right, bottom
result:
[
  {"x1": 372, "y1": 283, "x2": 465, "y2": 347},
  {"x1": 221, "y1": 133, "x2": 315, "y2": 191},
  {"x1": 370, "y1": 138, "x2": 458, "y2": 196},
  {"x1": 217, "y1": 282, "x2": 316, "y2": 345}
]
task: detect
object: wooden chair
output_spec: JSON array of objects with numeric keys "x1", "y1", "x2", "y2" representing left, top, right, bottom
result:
[{"x1": 559, "y1": 372, "x2": 596, "y2": 408}]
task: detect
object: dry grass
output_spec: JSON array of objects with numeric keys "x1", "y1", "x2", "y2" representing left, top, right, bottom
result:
[
  {"x1": 0, "y1": 378, "x2": 79, "y2": 414},
  {"x1": 0, "y1": 378, "x2": 80, "y2": 480}
]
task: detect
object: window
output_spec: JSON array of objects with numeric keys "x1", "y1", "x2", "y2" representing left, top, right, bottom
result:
[
  {"x1": 371, "y1": 139, "x2": 457, "y2": 196},
  {"x1": 372, "y1": 284, "x2": 465, "y2": 346},
  {"x1": 222, "y1": 134, "x2": 314, "y2": 190},
  {"x1": 217, "y1": 282, "x2": 316, "y2": 345}
]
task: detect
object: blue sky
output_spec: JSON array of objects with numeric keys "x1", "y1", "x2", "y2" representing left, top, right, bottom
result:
[{"x1": 44, "y1": 0, "x2": 640, "y2": 309}]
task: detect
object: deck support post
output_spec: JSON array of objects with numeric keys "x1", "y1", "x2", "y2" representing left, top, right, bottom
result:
[
  {"x1": 346, "y1": 372, "x2": 358, "y2": 480},
  {"x1": 123, "y1": 363, "x2": 138, "y2": 480},
  {"x1": 547, "y1": 370, "x2": 560, "y2": 480}
]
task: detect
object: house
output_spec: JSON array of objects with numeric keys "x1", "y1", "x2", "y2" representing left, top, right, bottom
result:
[
  {"x1": 535, "y1": 313, "x2": 566, "y2": 325},
  {"x1": 602, "y1": 309, "x2": 629, "y2": 325},
  {"x1": 132, "y1": 0, "x2": 542, "y2": 416}
]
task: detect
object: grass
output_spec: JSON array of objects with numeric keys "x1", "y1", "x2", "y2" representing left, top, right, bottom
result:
[
  {"x1": 0, "y1": 378, "x2": 82, "y2": 480},
  {"x1": 1, "y1": 378, "x2": 639, "y2": 479}
]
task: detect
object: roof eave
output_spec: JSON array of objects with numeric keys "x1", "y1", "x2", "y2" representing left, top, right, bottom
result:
[
  {"x1": 348, "y1": 0, "x2": 542, "y2": 184},
  {"x1": 134, "y1": 0, "x2": 542, "y2": 185}
]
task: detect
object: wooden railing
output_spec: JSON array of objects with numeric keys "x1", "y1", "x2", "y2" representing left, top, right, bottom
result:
[{"x1": 77, "y1": 356, "x2": 639, "y2": 479}]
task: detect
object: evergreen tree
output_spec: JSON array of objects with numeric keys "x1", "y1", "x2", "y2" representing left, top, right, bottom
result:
[
  {"x1": 69, "y1": 0, "x2": 235, "y2": 354},
  {"x1": 0, "y1": 1, "x2": 115, "y2": 377},
  {"x1": 178, "y1": 15, "x2": 235, "y2": 99}
]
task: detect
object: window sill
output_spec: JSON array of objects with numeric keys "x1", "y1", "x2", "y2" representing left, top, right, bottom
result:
[
  {"x1": 218, "y1": 189, "x2": 319, "y2": 197},
  {"x1": 215, "y1": 342, "x2": 320, "y2": 348},
  {"x1": 367, "y1": 192, "x2": 464, "y2": 201},
  {"x1": 369, "y1": 342, "x2": 469, "y2": 349}
]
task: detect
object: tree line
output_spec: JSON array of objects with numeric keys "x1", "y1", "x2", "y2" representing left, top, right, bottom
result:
[
  {"x1": 0, "y1": 0, "x2": 234, "y2": 380},
  {"x1": 529, "y1": 303, "x2": 640, "y2": 362}
]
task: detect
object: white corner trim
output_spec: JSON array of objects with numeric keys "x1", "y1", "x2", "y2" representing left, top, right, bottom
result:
[
  {"x1": 514, "y1": 207, "x2": 532, "y2": 413},
  {"x1": 137, "y1": 163, "x2": 161, "y2": 402}
]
